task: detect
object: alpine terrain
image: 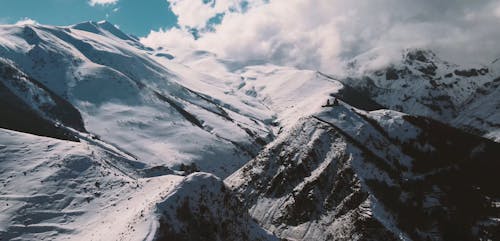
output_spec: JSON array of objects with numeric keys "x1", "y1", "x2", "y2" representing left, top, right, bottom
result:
[{"x1": 0, "y1": 21, "x2": 499, "y2": 241}]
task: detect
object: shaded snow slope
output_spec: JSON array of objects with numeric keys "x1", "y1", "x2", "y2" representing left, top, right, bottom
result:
[
  {"x1": 342, "y1": 50, "x2": 500, "y2": 141},
  {"x1": 227, "y1": 102, "x2": 500, "y2": 241},
  {"x1": 452, "y1": 75, "x2": 500, "y2": 141},
  {"x1": 154, "y1": 172, "x2": 277, "y2": 241},
  {"x1": 0, "y1": 58, "x2": 84, "y2": 141},
  {"x1": 227, "y1": 116, "x2": 402, "y2": 241}
]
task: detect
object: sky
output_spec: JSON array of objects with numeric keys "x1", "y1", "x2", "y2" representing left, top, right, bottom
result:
[
  {"x1": 0, "y1": 0, "x2": 176, "y2": 36},
  {"x1": 141, "y1": 0, "x2": 500, "y2": 73},
  {"x1": 1, "y1": 0, "x2": 500, "y2": 74}
]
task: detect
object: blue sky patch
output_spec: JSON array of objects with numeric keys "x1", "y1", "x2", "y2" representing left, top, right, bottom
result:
[{"x1": 0, "y1": 0, "x2": 178, "y2": 36}]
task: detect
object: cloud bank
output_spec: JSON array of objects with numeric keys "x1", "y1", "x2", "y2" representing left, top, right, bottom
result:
[{"x1": 142, "y1": 0, "x2": 500, "y2": 73}]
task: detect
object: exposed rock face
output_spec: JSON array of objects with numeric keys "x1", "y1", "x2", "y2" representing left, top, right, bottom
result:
[
  {"x1": 227, "y1": 117, "x2": 401, "y2": 241},
  {"x1": 227, "y1": 106, "x2": 500, "y2": 241}
]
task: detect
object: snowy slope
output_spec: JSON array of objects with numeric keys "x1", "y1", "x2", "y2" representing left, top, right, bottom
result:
[
  {"x1": 0, "y1": 128, "x2": 185, "y2": 241},
  {"x1": 235, "y1": 65, "x2": 344, "y2": 128},
  {"x1": 153, "y1": 48, "x2": 345, "y2": 128},
  {"x1": 0, "y1": 128, "x2": 280, "y2": 241},
  {"x1": 0, "y1": 21, "x2": 280, "y2": 177}
]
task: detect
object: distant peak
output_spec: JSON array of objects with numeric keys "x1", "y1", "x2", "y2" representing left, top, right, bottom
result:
[
  {"x1": 71, "y1": 21, "x2": 101, "y2": 33},
  {"x1": 71, "y1": 20, "x2": 115, "y2": 30},
  {"x1": 71, "y1": 20, "x2": 133, "y2": 41},
  {"x1": 403, "y1": 49, "x2": 436, "y2": 64}
]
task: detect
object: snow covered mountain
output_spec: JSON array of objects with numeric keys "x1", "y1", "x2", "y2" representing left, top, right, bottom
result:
[
  {"x1": 0, "y1": 21, "x2": 278, "y2": 177},
  {"x1": 0, "y1": 20, "x2": 335, "y2": 241},
  {"x1": 0, "y1": 21, "x2": 499, "y2": 241},
  {"x1": 341, "y1": 50, "x2": 500, "y2": 141}
]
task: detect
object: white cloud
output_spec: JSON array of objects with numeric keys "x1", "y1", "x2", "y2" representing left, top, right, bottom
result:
[
  {"x1": 167, "y1": 0, "x2": 245, "y2": 29},
  {"x1": 142, "y1": 0, "x2": 500, "y2": 74},
  {"x1": 15, "y1": 17, "x2": 38, "y2": 25},
  {"x1": 141, "y1": 27, "x2": 196, "y2": 50},
  {"x1": 197, "y1": 1, "x2": 344, "y2": 69},
  {"x1": 88, "y1": 0, "x2": 119, "y2": 7}
]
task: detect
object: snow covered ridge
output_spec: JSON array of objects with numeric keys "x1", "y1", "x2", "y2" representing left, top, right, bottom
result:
[
  {"x1": 0, "y1": 20, "x2": 500, "y2": 241},
  {"x1": 227, "y1": 106, "x2": 500, "y2": 241}
]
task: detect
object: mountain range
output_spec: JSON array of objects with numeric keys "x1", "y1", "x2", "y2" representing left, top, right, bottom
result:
[{"x1": 0, "y1": 21, "x2": 499, "y2": 241}]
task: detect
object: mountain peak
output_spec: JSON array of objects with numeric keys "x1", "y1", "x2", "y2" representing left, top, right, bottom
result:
[
  {"x1": 71, "y1": 20, "x2": 133, "y2": 41},
  {"x1": 403, "y1": 49, "x2": 436, "y2": 64}
]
